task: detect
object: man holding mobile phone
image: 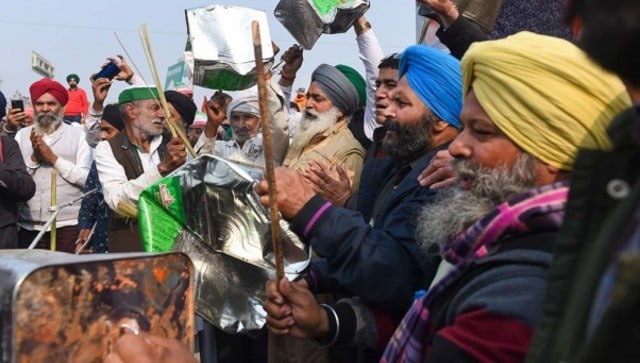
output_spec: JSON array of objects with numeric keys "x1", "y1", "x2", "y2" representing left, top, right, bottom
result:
[
  {"x1": 63, "y1": 73, "x2": 89, "y2": 125},
  {"x1": 2, "y1": 91, "x2": 26, "y2": 137}
]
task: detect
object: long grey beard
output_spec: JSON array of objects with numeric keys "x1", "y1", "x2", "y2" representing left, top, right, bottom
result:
[
  {"x1": 289, "y1": 107, "x2": 340, "y2": 152},
  {"x1": 35, "y1": 112, "x2": 63, "y2": 135},
  {"x1": 416, "y1": 153, "x2": 538, "y2": 256}
]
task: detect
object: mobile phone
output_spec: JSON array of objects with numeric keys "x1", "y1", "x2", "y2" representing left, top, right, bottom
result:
[
  {"x1": 92, "y1": 61, "x2": 121, "y2": 81},
  {"x1": 11, "y1": 99, "x2": 24, "y2": 111}
]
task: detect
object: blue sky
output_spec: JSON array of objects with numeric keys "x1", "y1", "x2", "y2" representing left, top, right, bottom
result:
[{"x1": 1, "y1": 1, "x2": 417, "y2": 105}]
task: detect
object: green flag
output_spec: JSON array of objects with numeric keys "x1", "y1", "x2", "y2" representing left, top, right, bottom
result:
[
  {"x1": 311, "y1": 0, "x2": 355, "y2": 16},
  {"x1": 138, "y1": 176, "x2": 187, "y2": 252}
]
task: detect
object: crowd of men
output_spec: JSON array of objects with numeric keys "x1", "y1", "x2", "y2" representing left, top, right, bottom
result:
[{"x1": 0, "y1": 0, "x2": 639, "y2": 362}]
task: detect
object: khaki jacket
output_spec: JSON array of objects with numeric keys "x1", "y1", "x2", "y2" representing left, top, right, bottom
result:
[{"x1": 284, "y1": 120, "x2": 365, "y2": 192}]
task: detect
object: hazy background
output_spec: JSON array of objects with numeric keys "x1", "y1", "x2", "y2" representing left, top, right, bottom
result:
[{"x1": 1, "y1": 1, "x2": 417, "y2": 105}]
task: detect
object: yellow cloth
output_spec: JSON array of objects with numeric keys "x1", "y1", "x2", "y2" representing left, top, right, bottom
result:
[{"x1": 461, "y1": 31, "x2": 632, "y2": 170}]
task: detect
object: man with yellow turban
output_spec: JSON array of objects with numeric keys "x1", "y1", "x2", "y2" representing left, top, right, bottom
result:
[
  {"x1": 261, "y1": 32, "x2": 631, "y2": 363},
  {"x1": 528, "y1": 0, "x2": 640, "y2": 361}
]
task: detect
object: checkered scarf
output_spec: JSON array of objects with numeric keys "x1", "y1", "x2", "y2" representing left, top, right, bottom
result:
[{"x1": 381, "y1": 181, "x2": 569, "y2": 363}]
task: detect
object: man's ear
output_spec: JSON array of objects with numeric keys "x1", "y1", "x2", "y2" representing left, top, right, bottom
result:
[
  {"x1": 124, "y1": 102, "x2": 137, "y2": 119},
  {"x1": 544, "y1": 163, "x2": 561, "y2": 176},
  {"x1": 534, "y1": 159, "x2": 567, "y2": 185},
  {"x1": 432, "y1": 120, "x2": 450, "y2": 133}
]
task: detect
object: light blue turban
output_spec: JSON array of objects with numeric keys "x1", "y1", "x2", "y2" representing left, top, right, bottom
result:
[{"x1": 399, "y1": 45, "x2": 463, "y2": 129}]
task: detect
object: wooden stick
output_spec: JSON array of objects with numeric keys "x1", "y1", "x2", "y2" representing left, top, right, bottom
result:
[
  {"x1": 139, "y1": 24, "x2": 196, "y2": 157},
  {"x1": 50, "y1": 169, "x2": 57, "y2": 251},
  {"x1": 252, "y1": 21, "x2": 284, "y2": 282}
]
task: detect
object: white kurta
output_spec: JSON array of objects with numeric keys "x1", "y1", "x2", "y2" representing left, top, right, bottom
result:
[
  {"x1": 15, "y1": 123, "x2": 92, "y2": 229},
  {"x1": 94, "y1": 135, "x2": 164, "y2": 211}
]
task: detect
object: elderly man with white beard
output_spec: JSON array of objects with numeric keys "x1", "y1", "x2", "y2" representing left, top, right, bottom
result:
[
  {"x1": 263, "y1": 32, "x2": 632, "y2": 363},
  {"x1": 15, "y1": 78, "x2": 92, "y2": 252},
  {"x1": 94, "y1": 85, "x2": 187, "y2": 251},
  {"x1": 283, "y1": 64, "x2": 366, "y2": 192}
]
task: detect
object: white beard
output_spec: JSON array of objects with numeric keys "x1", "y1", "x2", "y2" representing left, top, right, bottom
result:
[
  {"x1": 35, "y1": 112, "x2": 63, "y2": 135},
  {"x1": 416, "y1": 154, "x2": 538, "y2": 256},
  {"x1": 289, "y1": 107, "x2": 341, "y2": 152}
]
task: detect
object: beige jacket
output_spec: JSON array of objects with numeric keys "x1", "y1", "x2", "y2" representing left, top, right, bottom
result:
[{"x1": 283, "y1": 120, "x2": 365, "y2": 192}]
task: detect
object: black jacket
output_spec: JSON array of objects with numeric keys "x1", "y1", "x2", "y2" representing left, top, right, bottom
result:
[
  {"x1": 0, "y1": 136, "x2": 36, "y2": 247},
  {"x1": 528, "y1": 106, "x2": 640, "y2": 363}
]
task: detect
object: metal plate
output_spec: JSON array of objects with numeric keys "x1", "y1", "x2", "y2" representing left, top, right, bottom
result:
[
  {"x1": 275, "y1": 0, "x2": 370, "y2": 49},
  {"x1": 137, "y1": 155, "x2": 309, "y2": 333},
  {"x1": 0, "y1": 250, "x2": 194, "y2": 363},
  {"x1": 186, "y1": 5, "x2": 274, "y2": 90}
]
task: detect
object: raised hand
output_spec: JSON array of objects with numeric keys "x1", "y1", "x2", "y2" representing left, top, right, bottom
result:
[
  {"x1": 417, "y1": 149, "x2": 456, "y2": 189},
  {"x1": 30, "y1": 129, "x2": 58, "y2": 165},
  {"x1": 90, "y1": 77, "x2": 113, "y2": 110},
  {"x1": 110, "y1": 55, "x2": 135, "y2": 82},
  {"x1": 5, "y1": 108, "x2": 27, "y2": 132},
  {"x1": 417, "y1": 0, "x2": 460, "y2": 27},
  {"x1": 254, "y1": 167, "x2": 316, "y2": 219},
  {"x1": 303, "y1": 160, "x2": 352, "y2": 206},
  {"x1": 203, "y1": 92, "x2": 228, "y2": 138},
  {"x1": 158, "y1": 137, "x2": 187, "y2": 176},
  {"x1": 279, "y1": 45, "x2": 304, "y2": 84}
]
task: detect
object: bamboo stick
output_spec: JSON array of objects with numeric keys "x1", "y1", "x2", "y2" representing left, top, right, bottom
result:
[
  {"x1": 50, "y1": 169, "x2": 57, "y2": 251},
  {"x1": 139, "y1": 24, "x2": 196, "y2": 157},
  {"x1": 252, "y1": 21, "x2": 284, "y2": 282}
]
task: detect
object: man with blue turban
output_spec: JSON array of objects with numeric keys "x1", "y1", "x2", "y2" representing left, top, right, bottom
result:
[
  {"x1": 264, "y1": 32, "x2": 631, "y2": 363},
  {"x1": 258, "y1": 44, "x2": 463, "y2": 362}
]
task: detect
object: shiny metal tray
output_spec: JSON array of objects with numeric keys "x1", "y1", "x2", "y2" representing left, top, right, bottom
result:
[
  {"x1": 138, "y1": 155, "x2": 309, "y2": 333},
  {"x1": 186, "y1": 4, "x2": 274, "y2": 90},
  {"x1": 0, "y1": 250, "x2": 194, "y2": 363},
  {"x1": 275, "y1": 0, "x2": 370, "y2": 49}
]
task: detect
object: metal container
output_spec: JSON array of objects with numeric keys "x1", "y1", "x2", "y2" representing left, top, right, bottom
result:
[
  {"x1": 137, "y1": 155, "x2": 309, "y2": 333},
  {"x1": 275, "y1": 0, "x2": 370, "y2": 50},
  {"x1": 186, "y1": 5, "x2": 274, "y2": 91},
  {"x1": 0, "y1": 250, "x2": 194, "y2": 363}
]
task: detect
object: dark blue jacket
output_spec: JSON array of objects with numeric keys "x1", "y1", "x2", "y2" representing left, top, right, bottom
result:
[
  {"x1": 290, "y1": 149, "x2": 443, "y2": 313},
  {"x1": 77, "y1": 162, "x2": 108, "y2": 253}
]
